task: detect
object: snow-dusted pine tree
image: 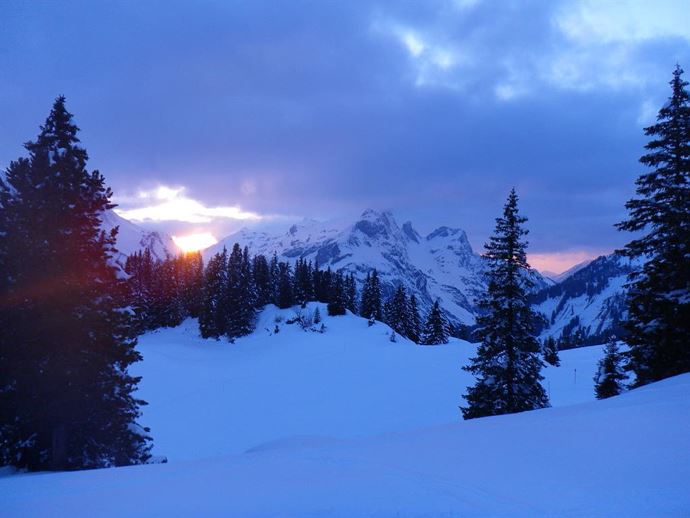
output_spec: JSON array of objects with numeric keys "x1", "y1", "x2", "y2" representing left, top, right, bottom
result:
[
  {"x1": 0, "y1": 97, "x2": 151, "y2": 470},
  {"x1": 462, "y1": 189, "x2": 548, "y2": 419},
  {"x1": 594, "y1": 338, "x2": 627, "y2": 399},
  {"x1": 616, "y1": 65, "x2": 690, "y2": 386},
  {"x1": 421, "y1": 300, "x2": 449, "y2": 345}
]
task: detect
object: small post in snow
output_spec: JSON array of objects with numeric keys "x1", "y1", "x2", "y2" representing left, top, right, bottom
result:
[{"x1": 574, "y1": 368, "x2": 577, "y2": 385}]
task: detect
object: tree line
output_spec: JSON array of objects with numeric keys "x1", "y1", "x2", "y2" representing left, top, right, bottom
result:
[{"x1": 124, "y1": 243, "x2": 450, "y2": 345}]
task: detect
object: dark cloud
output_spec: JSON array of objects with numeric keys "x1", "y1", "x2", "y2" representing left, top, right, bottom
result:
[{"x1": 1, "y1": 0, "x2": 689, "y2": 265}]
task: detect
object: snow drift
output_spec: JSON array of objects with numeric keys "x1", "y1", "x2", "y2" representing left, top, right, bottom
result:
[{"x1": 2, "y1": 305, "x2": 688, "y2": 516}]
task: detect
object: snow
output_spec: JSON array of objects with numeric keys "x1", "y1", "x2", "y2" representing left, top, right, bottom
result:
[
  {"x1": 536, "y1": 273, "x2": 628, "y2": 340},
  {"x1": 100, "y1": 210, "x2": 178, "y2": 263},
  {"x1": 1, "y1": 305, "x2": 688, "y2": 516},
  {"x1": 542, "y1": 258, "x2": 594, "y2": 283}
]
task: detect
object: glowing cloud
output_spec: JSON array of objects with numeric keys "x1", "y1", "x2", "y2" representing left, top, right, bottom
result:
[
  {"x1": 114, "y1": 186, "x2": 262, "y2": 224},
  {"x1": 173, "y1": 232, "x2": 218, "y2": 253},
  {"x1": 528, "y1": 251, "x2": 601, "y2": 276}
]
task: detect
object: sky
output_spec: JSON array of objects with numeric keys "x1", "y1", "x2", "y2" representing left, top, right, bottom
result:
[{"x1": 1, "y1": 0, "x2": 689, "y2": 273}]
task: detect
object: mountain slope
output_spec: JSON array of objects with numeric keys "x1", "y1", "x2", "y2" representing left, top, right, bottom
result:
[
  {"x1": 542, "y1": 258, "x2": 593, "y2": 283},
  {"x1": 533, "y1": 254, "x2": 637, "y2": 346},
  {"x1": 206, "y1": 209, "x2": 550, "y2": 326},
  {"x1": 101, "y1": 210, "x2": 178, "y2": 264},
  {"x1": 1, "y1": 306, "x2": 687, "y2": 516}
]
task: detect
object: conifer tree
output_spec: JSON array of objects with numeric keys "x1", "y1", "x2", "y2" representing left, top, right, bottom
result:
[
  {"x1": 462, "y1": 189, "x2": 548, "y2": 419},
  {"x1": 277, "y1": 261, "x2": 294, "y2": 309},
  {"x1": 293, "y1": 258, "x2": 314, "y2": 306},
  {"x1": 407, "y1": 294, "x2": 422, "y2": 344},
  {"x1": 360, "y1": 269, "x2": 383, "y2": 321},
  {"x1": 149, "y1": 257, "x2": 185, "y2": 328},
  {"x1": 421, "y1": 300, "x2": 449, "y2": 345},
  {"x1": 385, "y1": 285, "x2": 410, "y2": 338},
  {"x1": 594, "y1": 338, "x2": 627, "y2": 399},
  {"x1": 344, "y1": 273, "x2": 358, "y2": 314},
  {"x1": 252, "y1": 254, "x2": 271, "y2": 308},
  {"x1": 543, "y1": 336, "x2": 560, "y2": 367},
  {"x1": 180, "y1": 252, "x2": 204, "y2": 318},
  {"x1": 224, "y1": 243, "x2": 255, "y2": 339},
  {"x1": 0, "y1": 97, "x2": 151, "y2": 470},
  {"x1": 124, "y1": 249, "x2": 155, "y2": 332},
  {"x1": 616, "y1": 65, "x2": 690, "y2": 385},
  {"x1": 327, "y1": 272, "x2": 347, "y2": 316},
  {"x1": 198, "y1": 249, "x2": 228, "y2": 338},
  {"x1": 269, "y1": 253, "x2": 280, "y2": 305}
]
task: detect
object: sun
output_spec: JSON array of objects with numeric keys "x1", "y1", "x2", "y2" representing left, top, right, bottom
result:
[{"x1": 172, "y1": 232, "x2": 218, "y2": 253}]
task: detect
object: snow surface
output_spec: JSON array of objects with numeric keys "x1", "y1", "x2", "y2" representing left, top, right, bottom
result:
[
  {"x1": 101, "y1": 210, "x2": 178, "y2": 263},
  {"x1": 2, "y1": 305, "x2": 688, "y2": 516}
]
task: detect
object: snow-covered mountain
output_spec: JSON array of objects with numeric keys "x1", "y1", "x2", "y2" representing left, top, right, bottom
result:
[
  {"x1": 101, "y1": 210, "x2": 178, "y2": 265},
  {"x1": 542, "y1": 259, "x2": 593, "y2": 283},
  {"x1": 206, "y1": 209, "x2": 550, "y2": 326},
  {"x1": 533, "y1": 254, "x2": 637, "y2": 345}
]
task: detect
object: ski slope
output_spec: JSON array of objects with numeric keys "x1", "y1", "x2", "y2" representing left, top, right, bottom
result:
[{"x1": 2, "y1": 305, "x2": 688, "y2": 516}]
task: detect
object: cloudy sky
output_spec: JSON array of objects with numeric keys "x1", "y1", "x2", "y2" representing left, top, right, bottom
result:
[{"x1": 2, "y1": 0, "x2": 689, "y2": 272}]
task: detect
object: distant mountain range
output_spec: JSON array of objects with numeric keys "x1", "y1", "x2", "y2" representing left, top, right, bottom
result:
[
  {"x1": 101, "y1": 210, "x2": 178, "y2": 266},
  {"x1": 542, "y1": 259, "x2": 593, "y2": 284},
  {"x1": 108, "y1": 208, "x2": 636, "y2": 345},
  {"x1": 205, "y1": 209, "x2": 551, "y2": 329},
  {"x1": 531, "y1": 254, "x2": 637, "y2": 346}
]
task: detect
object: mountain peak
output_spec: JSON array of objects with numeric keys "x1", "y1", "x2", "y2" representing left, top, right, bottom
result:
[
  {"x1": 402, "y1": 221, "x2": 421, "y2": 244},
  {"x1": 353, "y1": 209, "x2": 399, "y2": 240},
  {"x1": 426, "y1": 226, "x2": 467, "y2": 241}
]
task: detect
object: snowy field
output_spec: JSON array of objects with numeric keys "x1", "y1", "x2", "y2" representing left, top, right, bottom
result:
[{"x1": 2, "y1": 304, "x2": 689, "y2": 516}]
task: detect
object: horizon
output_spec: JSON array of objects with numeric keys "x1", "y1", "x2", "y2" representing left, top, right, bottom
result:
[{"x1": 124, "y1": 205, "x2": 601, "y2": 275}]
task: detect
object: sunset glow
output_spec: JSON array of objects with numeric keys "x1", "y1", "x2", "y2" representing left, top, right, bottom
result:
[
  {"x1": 528, "y1": 251, "x2": 600, "y2": 275},
  {"x1": 172, "y1": 232, "x2": 218, "y2": 253},
  {"x1": 115, "y1": 186, "x2": 262, "y2": 224}
]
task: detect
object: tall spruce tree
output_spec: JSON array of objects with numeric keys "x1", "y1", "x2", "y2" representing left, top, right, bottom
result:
[
  {"x1": 344, "y1": 273, "x2": 358, "y2": 314},
  {"x1": 360, "y1": 269, "x2": 383, "y2": 321},
  {"x1": 252, "y1": 254, "x2": 271, "y2": 308},
  {"x1": 616, "y1": 65, "x2": 690, "y2": 386},
  {"x1": 277, "y1": 261, "x2": 294, "y2": 309},
  {"x1": 224, "y1": 244, "x2": 255, "y2": 339},
  {"x1": 385, "y1": 285, "x2": 410, "y2": 338},
  {"x1": 198, "y1": 249, "x2": 228, "y2": 338},
  {"x1": 124, "y1": 249, "x2": 156, "y2": 332},
  {"x1": 327, "y1": 272, "x2": 348, "y2": 316},
  {"x1": 179, "y1": 252, "x2": 204, "y2": 318},
  {"x1": 422, "y1": 300, "x2": 448, "y2": 345},
  {"x1": 407, "y1": 294, "x2": 422, "y2": 344},
  {"x1": 594, "y1": 338, "x2": 627, "y2": 399},
  {"x1": 461, "y1": 189, "x2": 548, "y2": 419},
  {"x1": 0, "y1": 97, "x2": 151, "y2": 470}
]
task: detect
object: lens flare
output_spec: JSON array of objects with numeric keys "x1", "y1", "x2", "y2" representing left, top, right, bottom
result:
[{"x1": 172, "y1": 232, "x2": 218, "y2": 253}]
